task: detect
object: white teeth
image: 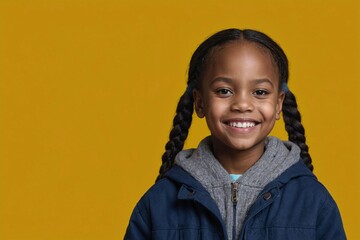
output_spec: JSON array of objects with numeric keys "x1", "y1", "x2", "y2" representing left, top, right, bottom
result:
[{"x1": 229, "y1": 122, "x2": 256, "y2": 128}]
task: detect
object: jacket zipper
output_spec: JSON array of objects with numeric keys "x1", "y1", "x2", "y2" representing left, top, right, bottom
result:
[{"x1": 231, "y1": 182, "x2": 239, "y2": 240}]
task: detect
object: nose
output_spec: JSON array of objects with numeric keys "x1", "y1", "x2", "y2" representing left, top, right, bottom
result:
[{"x1": 230, "y1": 92, "x2": 254, "y2": 112}]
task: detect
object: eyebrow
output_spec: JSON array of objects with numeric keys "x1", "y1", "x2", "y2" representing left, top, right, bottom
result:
[
  {"x1": 253, "y1": 78, "x2": 274, "y2": 87},
  {"x1": 210, "y1": 77, "x2": 233, "y2": 85},
  {"x1": 210, "y1": 77, "x2": 274, "y2": 87}
]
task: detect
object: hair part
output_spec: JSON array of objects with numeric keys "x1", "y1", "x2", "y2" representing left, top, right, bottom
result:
[{"x1": 156, "y1": 28, "x2": 312, "y2": 182}]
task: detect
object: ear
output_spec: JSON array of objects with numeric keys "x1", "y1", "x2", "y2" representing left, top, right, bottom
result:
[
  {"x1": 276, "y1": 91, "x2": 285, "y2": 120},
  {"x1": 193, "y1": 89, "x2": 205, "y2": 118}
]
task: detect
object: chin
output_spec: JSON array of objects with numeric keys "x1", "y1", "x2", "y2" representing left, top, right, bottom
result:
[{"x1": 227, "y1": 139, "x2": 265, "y2": 152}]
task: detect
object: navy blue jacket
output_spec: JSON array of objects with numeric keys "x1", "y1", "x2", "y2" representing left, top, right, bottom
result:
[{"x1": 125, "y1": 161, "x2": 346, "y2": 239}]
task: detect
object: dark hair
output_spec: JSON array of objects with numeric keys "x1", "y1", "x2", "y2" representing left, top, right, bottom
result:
[{"x1": 156, "y1": 28, "x2": 313, "y2": 181}]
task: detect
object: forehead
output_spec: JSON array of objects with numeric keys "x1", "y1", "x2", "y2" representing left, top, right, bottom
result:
[{"x1": 201, "y1": 41, "x2": 279, "y2": 85}]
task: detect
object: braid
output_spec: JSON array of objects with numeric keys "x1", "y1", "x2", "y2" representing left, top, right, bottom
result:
[
  {"x1": 156, "y1": 90, "x2": 194, "y2": 182},
  {"x1": 282, "y1": 90, "x2": 313, "y2": 171}
]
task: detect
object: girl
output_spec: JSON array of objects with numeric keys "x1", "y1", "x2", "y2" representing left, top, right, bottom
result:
[{"x1": 124, "y1": 29, "x2": 346, "y2": 240}]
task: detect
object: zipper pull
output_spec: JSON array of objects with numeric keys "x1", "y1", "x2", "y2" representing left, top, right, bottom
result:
[{"x1": 231, "y1": 182, "x2": 238, "y2": 204}]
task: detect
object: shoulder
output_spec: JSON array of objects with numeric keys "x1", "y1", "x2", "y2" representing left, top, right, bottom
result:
[
  {"x1": 280, "y1": 161, "x2": 334, "y2": 200},
  {"x1": 248, "y1": 161, "x2": 346, "y2": 238},
  {"x1": 135, "y1": 177, "x2": 179, "y2": 210},
  {"x1": 257, "y1": 161, "x2": 340, "y2": 222},
  {"x1": 124, "y1": 170, "x2": 199, "y2": 240},
  {"x1": 128, "y1": 167, "x2": 225, "y2": 234},
  {"x1": 274, "y1": 161, "x2": 336, "y2": 207},
  {"x1": 280, "y1": 166, "x2": 346, "y2": 238},
  {"x1": 281, "y1": 173, "x2": 338, "y2": 218},
  {"x1": 134, "y1": 166, "x2": 201, "y2": 214},
  {"x1": 266, "y1": 161, "x2": 344, "y2": 229},
  {"x1": 139, "y1": 166, "x2": 197, "y2": 200}
]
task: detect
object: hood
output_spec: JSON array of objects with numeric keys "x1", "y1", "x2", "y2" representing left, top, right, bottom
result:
[{"x1": 174, "y1": 136, "x2": 303, "y2": 189}]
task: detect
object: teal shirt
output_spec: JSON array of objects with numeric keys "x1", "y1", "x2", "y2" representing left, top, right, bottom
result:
[{"x1": 229, "y1": 174, "x2": 242, "y2": 182}]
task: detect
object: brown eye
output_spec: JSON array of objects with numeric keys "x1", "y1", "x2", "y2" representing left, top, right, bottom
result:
[
  {"x1": 216, "y1": 88, "x2": 232, "y2": 97},
  {"x1": 253, "y1": 90, "x2": 268, "y2": 96}
]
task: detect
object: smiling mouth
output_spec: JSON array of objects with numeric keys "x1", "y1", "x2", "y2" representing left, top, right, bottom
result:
[{"x1": 226, "y1": 121, "x2": 258, "y2": 128}]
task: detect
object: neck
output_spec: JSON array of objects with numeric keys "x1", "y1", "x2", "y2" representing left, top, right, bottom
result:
[{"x1": 211, "y1": 138, "x2": 265, "y2": 174}]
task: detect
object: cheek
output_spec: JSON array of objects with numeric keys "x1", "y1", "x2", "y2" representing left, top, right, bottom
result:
[
  {"x1": 257, "y1": 101, "x2": 278, "y2": 119},
  {"x1": 203, "y1": 100, "x2": 228, "y2": 131},
  {"x1": 204, "y1": 99, "x2": 228, "y2": 116}
]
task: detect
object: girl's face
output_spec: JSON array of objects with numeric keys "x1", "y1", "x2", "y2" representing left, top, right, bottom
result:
[{"x1": 194, "y1": 41, "x2": 284, "y2": 158}]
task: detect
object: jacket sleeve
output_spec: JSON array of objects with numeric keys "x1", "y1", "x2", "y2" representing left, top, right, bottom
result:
[
  {"x1": 316, "y1": 194, "x2": 346, "y2": 240},
  {"x1": 124, "y1": 200, "x2": 151, "y2": 240}
]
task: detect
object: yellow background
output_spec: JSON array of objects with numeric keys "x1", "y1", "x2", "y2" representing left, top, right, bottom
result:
[{"x1": 0, "y1": 0, "x2": 359, "y2": 239}]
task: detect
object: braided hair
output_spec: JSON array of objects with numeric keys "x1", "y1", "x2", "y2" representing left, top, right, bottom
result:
[{"x1": 156, "y1": 29, "x2": 312, "y2": 182}]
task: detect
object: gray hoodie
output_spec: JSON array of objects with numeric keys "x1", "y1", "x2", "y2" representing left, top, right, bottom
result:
[{"x1": 175, "y1": 136, "x2": 300, "y2": 240}]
